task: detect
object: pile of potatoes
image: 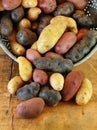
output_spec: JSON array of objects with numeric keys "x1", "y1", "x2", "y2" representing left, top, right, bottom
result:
[{"x1": 0, "y1": 0, "x2": 94, "y2": 118}]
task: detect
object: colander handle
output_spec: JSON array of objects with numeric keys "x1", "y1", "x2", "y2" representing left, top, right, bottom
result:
[{"x1": 0, "y1": 41, "x2": 18, "y2": 62}]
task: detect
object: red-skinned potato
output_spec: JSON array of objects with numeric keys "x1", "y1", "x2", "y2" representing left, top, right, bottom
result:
[
  {"x1": 33, "y1": 69, "x2": 48, "y2": 85},
  {"x1": 2, "y1": 0, "x2": 22, "y2": 10},
  {"x1": 54, "y1": 32, "x2": 77, "y2": 54},
  {"x1": 44, "y1": 51, "x2": 63, "y2": 59},
  {"x1": 77, "y1": 28, "x2": 89, "y2": 41},
  {"x1": 37, "y1": 0, "x2": 57, "y2": 13},
  {"x1": 67, "y1": 0, "x2": 88, "y2": 10},
  {"x1": 61, "y1": 71, "x2": 83, "y2": 101},
  {"x1": 26, "y1": 48, "x2": 41, "y2": 63},
  {"x1": 16, "y1": 97, "x2": 45, "y2": 118}
]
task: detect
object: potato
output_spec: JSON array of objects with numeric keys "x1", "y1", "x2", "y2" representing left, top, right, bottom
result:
[
  {"x1": 53, "y1": 2, "x2": 75, "y2": 17},
  {"x1": 17, "y1": 56, "x2": 33, "y2": 81},
  {"x1": 67, "y1": 0, "x2": 88, "y2": 10},
  {"x1": 65, "y1": 30, "x2": 97, "y2": 63},
  {"x1": 0, "y1": 15, "x2": 13, "y2": 36},
  {"x1": 39, "y1": 86, "x2": 61, "y2": 106},
  {"x1": 8, "y1": 30, "x2": 16, "y2": 42},
  {"x1": 11, "y1": 6, "x2": 24, "y2": 23},
  {"x1": 16, "y1": 97, "x2": 45, "y2": 118},
  {"x1": 27, "y1": 7, "x2": 41, "y2": 21},
  {"x1": 31, "y1": 41, "x2": 38, "y2": 50},
  {"x1": 22, "y1": 0, "x2": 38, "y2": 8},
  {"x1": 11, "y1": 41, "x2": 25, "y2": 56},
  {"x1": 50, "y1": 73, "x2": 64, "y2": 91},
  {"x1": 73, "y1": 10, "x2": 94, "y2": 28},
  {"x1": 44, "y1": 51, "x2": 63, "y2": 59},
  {"x1": 77, "y1": 28, "x2": 89, "y2": 41},
  {"x1": 2, "y1": 0, "x2": 22, "y2": 10},
  {"x1": 38, "y1": 0, "x2": 57, "y2": 14},
  {"x1": 16, "y1": 28, "x2": 37, "y2": 47},
  {"x1": 76, "y1": 78, "x2": 93, "y2": 105},
  {"x1": 37, "y1": 14, "x2": 53, "y2": 35},
  {"x1": 33, "y1": 69, "x2": 48, "y2": 85},
  {"x1": 61, "y1": 71, "x2": 83, "y2": 101},
  {"x1": 33, "y1": 57, "x2": 73, "y2": 74},
  {"x1": 26, "y1": 48, "x2": 41, "y2": 63},
  {"x1": 7, "y1": 76, "x2": 24, "y2": 95},
  {"x1": 18, "y1": 18, "x2": 32, "y2": 29},
  {"x1": 16, "y1": 82, "x2": 40, "y2": 101},
  {"x1": 32, "y1": 22, "x2": 38, "y2": 31},
  {"x1": 54, "y1": 32, "x2": 77, "y2": 54}
]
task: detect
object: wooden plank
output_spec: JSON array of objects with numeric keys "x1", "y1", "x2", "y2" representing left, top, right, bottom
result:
[{"x1": 0, "y1": 48, "x2": 97, "y2": 130}]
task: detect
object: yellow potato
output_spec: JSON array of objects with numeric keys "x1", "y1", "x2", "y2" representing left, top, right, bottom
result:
[
  {"x1": 22, "y1": 0, "x2": 38, "y2": 8},
  {"x1": 7, "y1": 76, "x2": 24, "y2": 94},
  {"x1": 37, "y1": 16, "x2": 78, "y2": 54},
  {"x1": 18, "y1": 56, "x2": 33, "y2": 81},
  {"x1": 11, "y1": 41, "x2": 25, "y2": 56},
  {"x1": 50, "y1": 73, "x2": 64, "y2": 91},
  {"x1": 18, "y1": 18, "x2": 31, "y2": 29},
  {"x1": 31, "y1": 41, "x2": 38, "y2": 50},
  {"x1": 76, "y1": 78, "x2": 93, "y2": 105},
  {"x1": 27, "y1": 7, "x2": 41, "y2": 21}
]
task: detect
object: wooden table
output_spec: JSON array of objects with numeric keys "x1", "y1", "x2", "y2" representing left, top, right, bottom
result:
[{"x1": 0, "y1": 47, "x2": 97, "y2": 130}]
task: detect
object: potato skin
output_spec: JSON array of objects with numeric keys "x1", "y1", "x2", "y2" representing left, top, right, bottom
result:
[
  {"x1": 67, "y1": 0, "x2": 88, "y2": 10},
  {"x1": 38, "y1": 0, "x2": 57, "y2": 14},
  {"x1": 76, "y1": 78, "x2": 92, "y2": 105},
  {"x1": 61, "y1": 71, "x2": 83, "y2": 101},
  {"x1": 54, "y1": 32, "x2": 77, "y2": 54},
  {"x1": 16, "y1": 82, "x2": 40, "y2": 101},
  {"x1": 77, "y1": 28, "x2": 89, "y2": 41},
  {"x1": 39, "y1": 86, "x2": 62, "y2": 106},
  {"x1": 16, "y1": 97, "x2": 45, "y2": 118},
  {"x1": 65, "y1": 30, "x2": 97, "y2": 63},
  {"x1": 44, "y1": 51, "x2": 63, "y2": 59},
  {"x1": 37, "y1": 15, "x2": 53, "y2": 35},
  {"x1": 53, "y1": 2, "x2": 75, "y2": 17},
  {"x1": 33, "y1": 57, "x2": 73, "y2": 74},
  {"x1": 2, "y1": 0, "x2": 22, "y2": 10},
  {"x1": 26, "y1": 48, "x2": 41, "y2": 63},
  {"x1": 0, "y1": 16, "x2": 13, "y2": 36},
  {"x1": 33, "y1": 69, "x2": 48, "y2": 85}
]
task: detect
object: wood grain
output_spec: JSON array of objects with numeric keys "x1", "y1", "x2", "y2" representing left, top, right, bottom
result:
[{"x1": 0, "y1": 48, "x2": 97, "y2": 130}]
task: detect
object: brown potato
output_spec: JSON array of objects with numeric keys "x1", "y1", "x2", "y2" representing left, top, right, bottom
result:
[
  {"x1": 18, "y1": 18, "x2": 32, "y2": 29},
  {"x1": 16, "y1": 97, "x2": 45, "y2": 118}
]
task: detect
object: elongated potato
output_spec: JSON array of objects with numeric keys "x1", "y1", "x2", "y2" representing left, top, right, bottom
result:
[
  {"x1": 54, "y1": 32, "x2": 77, "y2": 54},
  {"x1": 76, "y1": 78, "x2": 93, "y2": 105},
  {"x1": 16, "y1": 97, "x2": 45, "y2": 118},
  {"x1": 61, "y1": 71, "x2": 83, "y2": 101},
  {"x1": 17, "y1": 56, "x2": 33, "y2": 81},
  {"x1": 7, "y1": 76, "x2": 24, "y2": 94}
]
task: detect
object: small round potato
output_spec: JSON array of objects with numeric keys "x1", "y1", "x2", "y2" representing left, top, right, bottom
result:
[
  {"x1": 18, "y1": 18, "x2": 32, "y2": 29},
  {"x1": 33, "y1": 69, "x2": 48, "y2": 85},
  {"x1": 27, "y1": 7, "x2": 41, "y2": 21},
  {"x1": 50, "y1": 73, "x2": 64, "y2": 91}
]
